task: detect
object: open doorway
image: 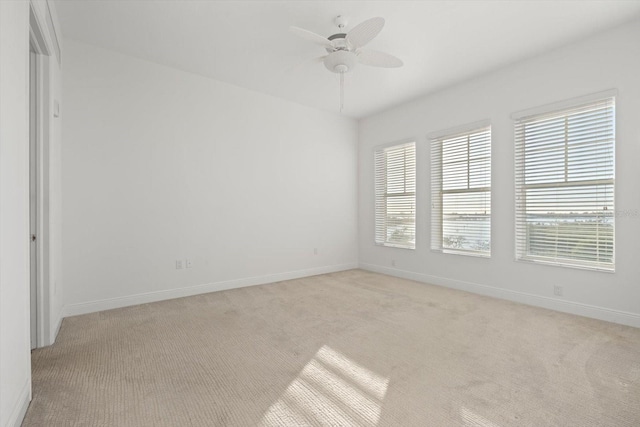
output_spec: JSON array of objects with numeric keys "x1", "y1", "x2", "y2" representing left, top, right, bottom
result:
[{"x1": 29, "y1": 3, "x2": 55, "y2": 348}]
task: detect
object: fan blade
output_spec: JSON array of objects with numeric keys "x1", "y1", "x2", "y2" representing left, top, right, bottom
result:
[
  {"x1": 290, "y1": 26, "x2": 333, "y2": 49},
  {"x1": 358, "y1": 49, "x2": 403, "y2": 68},
  {"x1": 346, "y1": 17, "x2": 385, "y2": 49}
]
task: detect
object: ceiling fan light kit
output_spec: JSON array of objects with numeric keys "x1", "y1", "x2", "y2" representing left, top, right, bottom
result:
[
  {"x1": 290, "y1": 15, "x2": 403, "y2": 112},
  {"x1": 324, "y1": 50, "x2": 357, "y2": 73}
]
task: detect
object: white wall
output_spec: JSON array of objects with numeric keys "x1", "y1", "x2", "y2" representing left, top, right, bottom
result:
[
  {"x1": 49, "y1": 41, "x2": 64, "y2": 342},
  {"x1": 359, "y1": 19, "x2": 640, "y2": 327},
  {"x1": 0, "y1": 2, "x2": 31, "y2": 425},
  {"x1": 62, "y1": 39, "x2": 358, "y2": 314},
  {"x1": 0, "y1": 1, "x2": 63, "y2": 424}
]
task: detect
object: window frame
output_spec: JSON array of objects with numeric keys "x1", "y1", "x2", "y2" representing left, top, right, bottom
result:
[
  {"x1": 512, "y1": 90, "x2": 616, "y2": 272},
  {"x1": 374, "y1": 140, "x2": 417, "y2": 250},
  {"x1": 429, "y1": 121, "x2": 492, "y2": 257}
]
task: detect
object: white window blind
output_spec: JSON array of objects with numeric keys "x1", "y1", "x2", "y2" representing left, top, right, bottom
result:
[
  {"x1": 514, "y1": 97, "x2": 615, "y2": 271},
  {"x1": 374, "y1": 142, "x2": 416, "y2": 249},
  {"x1": 431, "y1": 126, "x2": 491, "y2": 255}
]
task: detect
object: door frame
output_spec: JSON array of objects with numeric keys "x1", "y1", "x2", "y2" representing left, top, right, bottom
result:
[
  {"x1": 29, "y1": 2, "x2": 53, "y2": 348},
  {"x1": 29, "y1": 43, "x2": 38, "y2": 350}
]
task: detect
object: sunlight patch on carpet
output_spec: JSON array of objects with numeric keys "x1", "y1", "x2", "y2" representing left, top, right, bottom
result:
[
  {"x1": 461, "y1": 406, "x2": 502, "y2": 427},
  {"x1": 260, "y1": 345, "x2": 389, "y2": 426}
]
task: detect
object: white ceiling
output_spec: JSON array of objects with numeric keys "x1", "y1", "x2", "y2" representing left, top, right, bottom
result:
[{"x1": 55, "y1": 0, "x2": 640, "y2": 119}]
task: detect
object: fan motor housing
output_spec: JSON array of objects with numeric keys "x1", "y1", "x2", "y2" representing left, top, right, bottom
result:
[
  {"x1": 327, "y1": 33, "x2": 347, "y2": 41},
  {"x1": 327, "y1": 33, "x2": 349, "y2": 52}
]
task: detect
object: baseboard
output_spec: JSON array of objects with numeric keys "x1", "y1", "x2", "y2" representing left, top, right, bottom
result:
[
  {"x1": 51, "y1": 307, "x2": 63, "y2": 343},
  {"x1": 6, "y1": 379, "x2": 30, "y2": 427},
  {"x1": 39, "y1": 308, "x2": 64, "y2": 347},
  {"x1": 359, "y1": 263, "x2": 640, "y2": 328},
  {"x1": 62, "y1": 263, "x2": 358, "y2": 318}
]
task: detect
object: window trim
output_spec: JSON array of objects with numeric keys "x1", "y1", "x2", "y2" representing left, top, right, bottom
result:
[
  {"x1": 374, "y1": 139, "x2": 417, "y2": 250},
  {"x1": 430, "y1": 121, "x2": 492, "y2": 257},
  {"x1": 511, "y1": 89, "x2": 618, "y2": 120},
  {"x1": 513, "y1": 91, "x2": 616, "y2": 272}
]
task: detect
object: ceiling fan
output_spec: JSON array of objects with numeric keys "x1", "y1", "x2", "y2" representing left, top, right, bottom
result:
[{"x1": 290, "y1": 16, "x2": 403, "y2": 111}]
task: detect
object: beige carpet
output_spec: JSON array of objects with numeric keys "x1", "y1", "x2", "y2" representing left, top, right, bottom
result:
[{"x1": 24, "y1": 269, "x2": 640, "y2": 426}]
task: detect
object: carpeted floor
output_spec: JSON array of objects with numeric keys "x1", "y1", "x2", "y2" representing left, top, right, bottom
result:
[{"x1": 24, "y1": 269, "x2": 640, "y2": 426}]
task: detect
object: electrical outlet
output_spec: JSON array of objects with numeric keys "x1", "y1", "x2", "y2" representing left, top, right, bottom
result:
[
  {"x1": 314, "y1": 248, "x2": 318, "y2": 255},
  {"x1": 176, "y1": 260, "x2": 183, "y2": 270},
  {"x1": 185, "y1": 259, "x2": 193, "y2": 269},
  {"x1": 391, "y1": 259, "x2": 396, "y2": 267},
  {"x1": 554, "y1": 285, "x2": 563, "y2": 297}
]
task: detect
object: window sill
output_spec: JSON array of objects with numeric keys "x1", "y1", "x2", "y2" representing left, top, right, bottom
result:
[
  {"x1": 375, "y1": 242, "x2": 415, "y2": 250},
  {"x1": 432, "y1": 249, "x2": 491, "y2": 258},
  {"x1": 516, "y1": 256, "x2": 615, "y2": 273}
]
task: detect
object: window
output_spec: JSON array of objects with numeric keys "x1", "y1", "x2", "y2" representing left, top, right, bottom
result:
[
  {"x1": 514, "y1": 95, "x2": 615, "y2": 271},
  {"x1": 431, "y1": 125, "x2": 491, "y2": 256},
  {"x1": 374, "y1": 142, "x2": 416, "y2": 249}
]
